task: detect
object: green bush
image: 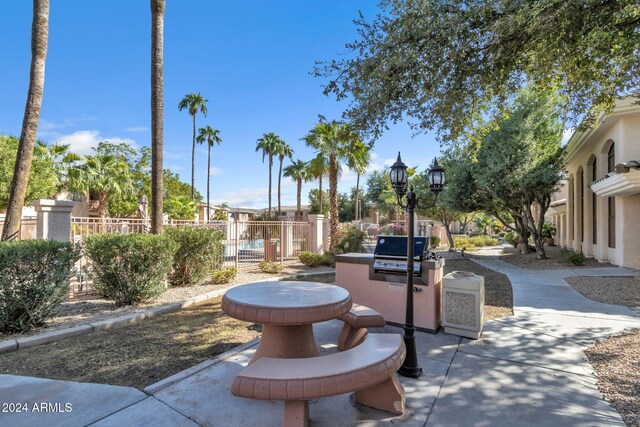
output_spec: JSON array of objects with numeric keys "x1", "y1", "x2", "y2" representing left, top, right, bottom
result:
[
  {"x1": 165, "y1": 226, "x2": 225, "y2": 286},
  {"x1": 0, "y1": 240, "x2": 80, "y2": 334},
  {"x1": 210, "y1": 267, "x2": 237, "y2": 285},
  {"x1": 560, "y1": 248, "x2": 585, "y2": 266},
  {"x1": 335, "y1": 226, "x2": 366, "y2": 254},
  {"x1": 85, "y1": 233, "x2": 177, "y2": 307},
  {"x1": 299, "y1": 251, "x2": 335, "y2": 267},
  {"x1": 505, "y1": 232, "x2": 519, "y2": 247},
  {"x1": 453, "y1": 235, "x2": 500, "y2": 249},
  {"x1": 429, "y1": 236, "x2": 441, "y2": 248},
  {"x1": 259, "y1": 260, "x2": 284, "y2": 274}
]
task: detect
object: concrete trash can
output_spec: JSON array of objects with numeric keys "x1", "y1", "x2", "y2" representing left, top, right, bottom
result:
[{"x1": 442, "y1": 271, "x2": 485, "y2": 339}]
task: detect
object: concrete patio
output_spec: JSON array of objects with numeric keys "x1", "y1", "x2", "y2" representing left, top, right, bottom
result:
[{"x1": 1, "y1": 260, "x2": 639, "y2": 426}]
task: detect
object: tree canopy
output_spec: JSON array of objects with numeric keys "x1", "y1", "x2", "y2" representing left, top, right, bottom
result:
[{"x1": 316, "y1": 0, "x2": 640, "y2": 141}]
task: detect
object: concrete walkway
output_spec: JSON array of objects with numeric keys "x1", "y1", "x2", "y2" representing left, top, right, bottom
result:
[{"x1": 1, "y1": 261, "x2": 639, "y2": 426}]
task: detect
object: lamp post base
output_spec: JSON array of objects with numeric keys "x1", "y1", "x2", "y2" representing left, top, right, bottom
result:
[{"x1": 398, "y1": 365, "x2": 423, "y2": 378}]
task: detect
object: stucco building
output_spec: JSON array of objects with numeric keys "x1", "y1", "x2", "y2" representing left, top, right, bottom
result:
[{"x1": 547, "y1": 96, "x2": 640, "y2": 269}]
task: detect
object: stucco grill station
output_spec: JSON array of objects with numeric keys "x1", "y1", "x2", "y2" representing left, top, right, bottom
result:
[{"x1": 335, "y1": 236, "x2": 444, "y2": 333}]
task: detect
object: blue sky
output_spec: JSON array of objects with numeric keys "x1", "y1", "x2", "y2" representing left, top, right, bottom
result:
[{"x1": 0, "y1": 1, "x2": 443, "y2": 209}]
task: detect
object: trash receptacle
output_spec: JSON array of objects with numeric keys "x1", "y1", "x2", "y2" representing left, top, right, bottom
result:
[
  {"x1": 442, "y1": 271, "x2": 484, "y2": 339},
  {"x1": 264, "y1": 238, "x2": 279, "y2": 262}
]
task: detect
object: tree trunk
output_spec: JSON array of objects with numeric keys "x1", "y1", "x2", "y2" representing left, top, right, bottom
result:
[
  {"x1": 296, "y1": 178, "x2": 302, "y2": 219},
  {"x1": 206, "y1": 143, "x2": 211, "y2": 221},
  {"x1": 277, "y1": 156, "x2": 283, "y2": 216},
  {"x1": 318, "y1": 175, "x2": 323, "y2": 215},
  {"x1": 515, "y1": 215, "x2": 530, "y2": 254},
  {"x1": 191, "y1": 114, "x2": 196, "y2": 200},
  {"x1": 2, "y1": 0, "x2": 49, "y2": 241},
  {"x1": 329, "y1": 154, "x2": 339, "y2": 251},
  {"x1": 268, "y1": 155, "x2": 272, "y2": 217},
  {"x1": 354, "y1": 172, "x2": 360, "y2": 221},
  {"x1": 98, "y1": 192, "x2": 109, "y2": 218},
  {"x1": 150, "y1": 0, "x2": 164, "y2": 234}
]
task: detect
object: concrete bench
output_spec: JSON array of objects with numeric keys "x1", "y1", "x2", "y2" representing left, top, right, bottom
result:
[
  {"x1": 337, "y1": 304, "x2": 386, "y2": 351},
  {"x1": 231, "y1": 333, "x2": 406, "y2": 427}
]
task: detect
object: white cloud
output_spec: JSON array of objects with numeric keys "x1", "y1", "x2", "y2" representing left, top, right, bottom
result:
[
  {"x1": 125, "y1": 126, "x2": 148, "y2": 133},
  {"x1": 38, "y1": 117, "x2": 97, "y2": 138},
  {"x1": 167, "y1": 164, "x2": 184, "y2": 172},
  {"x1": 210, "y1": 167, "x2": 223, "y2": 176},
  {"x1": 561, "y1": 128, "x2": 574, "y2": 146},
  {"x1": 53, "y1": 130, "x2": 138, "y2": 156}
]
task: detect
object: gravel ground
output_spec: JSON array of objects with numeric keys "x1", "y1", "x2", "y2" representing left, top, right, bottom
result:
[
  {"x1": 498, "y1": 245, "x2": 613, "y2": 270},
  {"x1": 565, "y1": 276, "x2": 640, "y2": 308},
  {"x1": 586, "y1": 330, "x2": 640, "y2": 427},
  {"x1": 0, "y1": 262, "x2": 334, "y2": 339}
]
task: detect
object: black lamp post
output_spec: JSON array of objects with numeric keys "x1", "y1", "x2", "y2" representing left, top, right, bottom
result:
[{"x1": 389, "y1": 152, "x2": 445, "y2": 378}]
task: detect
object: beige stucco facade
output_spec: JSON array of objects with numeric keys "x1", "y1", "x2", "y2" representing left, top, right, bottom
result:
[{"x1": 548, "y1": 97, "x2": 640, "y2": 269}]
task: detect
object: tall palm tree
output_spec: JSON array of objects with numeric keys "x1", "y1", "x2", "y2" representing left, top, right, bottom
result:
[
  {"x1": 274, "y1": 140, "x2": 293, "y2": 216},
  {"x1": 307, "y1": 154, "x2": 329, "y2": 215},
  {"x1": 150, "y1": 0, "x2": 165, "y2": 234},
  {"x1": 303, "y1": 121, "x2": 357, "y2": 250},
  {"x1": 345, "y1": 140, "x2": 371, "y2": 221},
  {"x1": 2, "y1": 0, "x2": 49, "y2": 241},
  {"x1": 196, "y1": 125, "x2": 222, "y2": 221},
  {"x1": 68, "y1": 154, "x2": 134, "y2": 219},
  {"x1": 283, "y1": 159, "x2": 309, "y2": 219},
  {"x1": 34, "y1": 141, "x2": 81, "y2": 196},
  {"x1": 178, "y1": 92, "x2": 208, "y2": 200},
  {"x1": 255, "y1": 132, "x2": 280, "y2": 217}
]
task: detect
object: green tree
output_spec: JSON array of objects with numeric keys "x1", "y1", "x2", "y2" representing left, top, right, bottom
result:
[
  {"x1": 283, "y1": 159, "x2": 309, "y2": 219},
  {"x1": 274, "y1": 139, "x2": 293, "y2": 216},
  {"x1": 0, "y1": 136, "x2": 58, "y2": 210},
  {"x1": 474, "y1": 215, "x2": 495, "y2": 235},
  {"x1": 196, "y1": 125, "x2": 222, "y2": 220},
  {"x1": 150, "y1": 0, "x2": 165, "y2": 234},
  {"x1": 33, "y1": 140, "x2": 81, "y2": 195},
  {"x1": 255, "y1": 132, "x2": 281, "y2": 217},
  {"x1": 307, "y1": 154, "x2": 329, "y2": 216},
  {"x1": 178, "y1": 92, "x2": 208, "y2": 199},
  {"x1": 2, "y1": 0, "x2": 50, "y2": 240},
  {"x1": 345, "y1": 140, "x2": 371, "y2": 221},
  {"x1": 164, "y1": 195, "x2": 197, "y2": 220},
  {"x1": 364, "y1": 169, "x2": 397, "y2": 221},
  {"x1": 68, "y1": 154, "x2": 135, "y2": 219},
  {"x1": 303, "y1": 120, "x2": 359, "y2": 250},
  {"x1": 308, "y1": 189, "x2": 329, "y2": 217},
  {"x1": 317, "y1": 0, "x2": 640, "y2": 141}
]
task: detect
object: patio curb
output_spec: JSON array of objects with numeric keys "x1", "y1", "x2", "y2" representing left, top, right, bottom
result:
[{"x1": 0, "y1": 269, "x2": 335, "y2": 354}]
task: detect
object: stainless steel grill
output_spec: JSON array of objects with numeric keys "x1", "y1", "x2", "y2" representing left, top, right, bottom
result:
[{"x1": 372, "y1": 236, "x2": 427, "y2": 276}]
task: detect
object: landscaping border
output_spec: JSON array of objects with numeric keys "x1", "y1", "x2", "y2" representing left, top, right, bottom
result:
[{"x1": 0, "y1": 271, "x2": 334, "y2": 354}]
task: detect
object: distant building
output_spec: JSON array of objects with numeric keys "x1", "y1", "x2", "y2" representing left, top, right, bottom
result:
[
  {"x1": 262, "y1": 205, "x2": 311, "y2": 221},
  {"x1": 547, "y1": 96, "x2": 640, "y2": 269}
]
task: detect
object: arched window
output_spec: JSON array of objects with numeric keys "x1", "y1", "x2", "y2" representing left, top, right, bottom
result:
[
  {"x1": 607, "y1": 143, "x2": 616, "y2": 248},
  {"x1": 578, "y1": 169, "x2": 584, "y2": 242},
  {"x1": 590, "y1": 158, "x2": 597, "y2": 245}
]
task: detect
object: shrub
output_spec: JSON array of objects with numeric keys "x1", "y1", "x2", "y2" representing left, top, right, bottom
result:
[
  {"x1": 85, "y1": 233, "x2": 177, "y2": 307},
  {"x1": 505, "y1": 232, "x2": 520, "y2": 247},
  {"x1": 210, "y1": 267, "x2": 237, "y2": 285},
  {"x1": 542, "y1": 222, "x2": 557, "y2": 239},
  {"x1": 335, "y1": 226, "x2": 366, "y2": 254},
  {"x1": 298, "y1": 251, "x2": 335, "y2": 267},
  {"x1": 429, "y1": 236, "x2": 441, "y2": 248},
  {"x1": 560, "y1": 248, "x2": 585, "y2": 266},
  {"x1": 259, "y1": 260, "x2": 284, "y2": 274},
  {"x1": 453, "y1": 235, "x2": 500, "y2": 249},
  {"x1": 321, "y1": 252, "x2": 336, "y2": 267},
  {"x1": 0, "y1": 240, "x2": 80, "y2": 334},
  {"x1": 165, "y1": 226, "x2": 225, "y2": 286}
]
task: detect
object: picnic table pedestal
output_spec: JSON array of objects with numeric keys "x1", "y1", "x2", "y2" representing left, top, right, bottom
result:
[{"x1": 221, "y1": 281, "x2": 352, "y2": 365}]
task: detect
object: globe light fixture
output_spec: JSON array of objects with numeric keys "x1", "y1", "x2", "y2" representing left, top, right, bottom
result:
[{"x1": 389, "y1": 153, "x2": 446, "y2": 378}]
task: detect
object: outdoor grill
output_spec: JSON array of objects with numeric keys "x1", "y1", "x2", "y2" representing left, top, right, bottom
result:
[{"x1": 372, "y1": 236, "x2": 428, "y2": 277}]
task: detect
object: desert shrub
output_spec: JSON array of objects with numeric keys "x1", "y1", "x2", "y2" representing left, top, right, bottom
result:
[
  {"x1": 299, "y1": 251, "x2": 335, "y2": 267},
  {"x1": 85, "y1": 233, "x2": 176, "y2": 307},
  {"x1": 0, "y1": 240, "x2": 80, "y2": 334},
  {"x1": 210, "y1": 267, "x2": 237, "y2": 285},
  {"x1": 259, "y1": 260, "x2": 284, "y2": 274},
  {"x1": 165, "y1": 226, "x2": 225, "y2": 286},
  {"x1": 560, "y1": 248, "x2": 585, "y2": 266},
  {"x1": 505, "y1": 232, "x2": 520, "y2": 247},
  {"x1": 429, "y1": 236, "x2": 441, "y2": 248},
  {"x1": 453, "y1": 236, "x2": 500, "y2": 249},
  {"x1": 335, "y1": 226, "x2": 366, "y2": 254},
  {"x1": 542, "y1": 222, "x2": 557, "y2": 239}
]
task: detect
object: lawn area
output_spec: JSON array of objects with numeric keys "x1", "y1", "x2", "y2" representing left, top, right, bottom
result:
[
  {"x1": 444, "y1": 258, "x2": 513, "y2": 320},
  {"x1": 0, "y1": 296, "x2": 260, "y2": 390},
  {"x1": 499, "y1": 245, "x2": 612, "y2": 270}
]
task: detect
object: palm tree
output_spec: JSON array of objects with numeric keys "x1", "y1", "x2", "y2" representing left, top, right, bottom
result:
[
  {"x1": 150, "y1": 0, "x2": 165, "y2": 234},
  {"x1": 283, "y1": 160, "x2": 309, "y2": 219},
  {"x1": 303, "y1": 121, "x2": 358, "y2": 251},
  {"x1": 255, "y1": 132, "x2": 280, "y2": 217},
  {"x1": 178, "y1": 92, "x2": 208, "y2": 200},
  {"x1": 2, "y1": 0, "x2": 49, "y2": 241},
  {"x1": 165, "y1": 195, "x2": 197, "y2": 220},
  {"x1": 196, "y1": 125, "x2": 222, "y2": 221},
  {"x1": 68, "y1": 154, "x2": 134, "y2": 219},
  {"x1": 34, "y1": 141, "x2": 81, "y2": 196},
  {"x1": 274, "y1": 140, "x2": 293, "y2": 216},
  {"x1": 307, "y1": 154, "x2": 329, "y2": 215},
  {"x1": 345, "y1": 140, "x2": 371, "y2": 221}
]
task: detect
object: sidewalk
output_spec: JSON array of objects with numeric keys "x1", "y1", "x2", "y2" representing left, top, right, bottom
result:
[{"x1": 1, "y1": 260, "x2": 639, "y2": 426}]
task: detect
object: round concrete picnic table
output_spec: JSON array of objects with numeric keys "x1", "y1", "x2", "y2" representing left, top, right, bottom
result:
[{"x1": 222, "y1": 281, "x2": 352, "y2": 364}]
